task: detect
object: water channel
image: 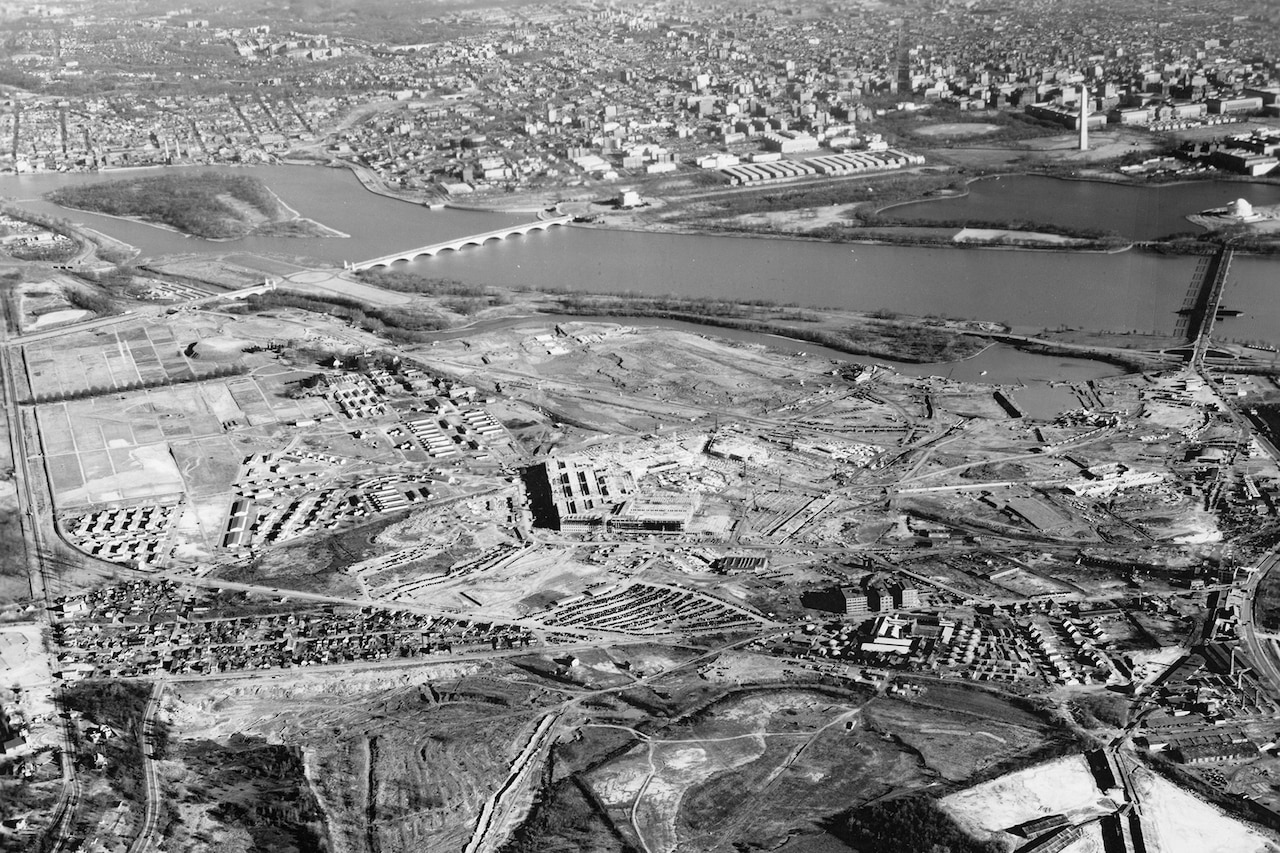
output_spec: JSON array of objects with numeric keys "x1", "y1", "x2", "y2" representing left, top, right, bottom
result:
[
  {"x1": 883, "y1": 174, "x2": 1280, "y2": 241},
  {"x1": 6, "y1": 165, "x2": 1278, "y2": 396}
]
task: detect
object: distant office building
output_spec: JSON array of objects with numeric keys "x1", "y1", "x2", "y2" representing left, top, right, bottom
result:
[
  {"x1": 1025, "y1": 101, "x2": 1106, "y2": 131},
  {"x1": 761, "y1": 130, "x2": 819, "y2": 153},
  {"x1": 522, "y1": 456, "x2": 630, "y2": 531},
  {"x1": 894, "y1": 582, "x2": 920, "y2": 609},
  {"x1": 1177, "y1": 741, "x2": 1258, "y2": 764},
  {"x1": 840, "y1": 585, "x2": 875, "y2": 615},
  {"x1": 1243, "y1": 87, "x2": 1280, "y2": 107},
  {"x1": 1207, "y1": 95, "x2": 1263, "y2": 115},
  {"x1": 1209, "y1": 150, "x2": 1278, "y2": 177},
  {"x1": 608, "y1": 494, "x2": 697, "y2": 534}
]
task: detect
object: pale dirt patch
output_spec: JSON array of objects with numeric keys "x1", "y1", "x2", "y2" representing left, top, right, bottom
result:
[
  {"x1": 954, "y1": 228, "x2": 1089, "y2": 246},
  {"x1": 27, "y1": 308, "x2": 92, "y2": 330},
  {"x1": 1135, "y1": 765, "x2": 1280, "y2": 853},
  {"x1": 57, "y1": 442, "x2": 185, "y2": 506},
  {"x1": 700, "y1": 651, "x2": 802, "y2": 684},
  {"x1": 191, "y1": 336, "x2": 252, "y2": 358},
  {"x1": 941, "y1": 754, "x2": 1112, "y2": 839},
  {"x1": 666, "y1": 746, "x2": 709, "y2": 770},
  {"x1": 914, "y1": 123, "x2": 1002, "y2": 138},
  {"x1": 719, "y1": 204, "x2": 854, "y2": 232},
  {"x1": 281, "y1": 270, "x2": 416, "y2": 307},
  {"x1": 0, "y1": 624, "x2": 58, "y2": 749}
]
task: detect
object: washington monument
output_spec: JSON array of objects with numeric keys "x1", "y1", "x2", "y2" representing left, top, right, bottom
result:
[{"x1": 1079, "y1": 84, "x2": 1089, "y2": 151}]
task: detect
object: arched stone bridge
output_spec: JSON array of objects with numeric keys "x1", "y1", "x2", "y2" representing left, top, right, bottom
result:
[{"x1": 345, "y1": 214, "x2": 573, "y2": 271}]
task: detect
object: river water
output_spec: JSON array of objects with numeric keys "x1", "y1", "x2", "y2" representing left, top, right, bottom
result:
[
  {"x1": 4, "y1": 165, "x2": 532, "y2": 264},
  {"x1": 884, "y1": 174, "x2": 1280, "y2": 241},
  {"x1": 6, "y1": 165, "x2": 1278, "y2": 380}
]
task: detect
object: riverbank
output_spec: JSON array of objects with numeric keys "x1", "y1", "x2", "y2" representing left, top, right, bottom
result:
[
  {"x1": 343, "y1": 161, "x2": 454, "y2": 210},
  {"x1": 344, "y1": 157, "x2": 1278, "y2": 254},
  {"x1": 274, "y1": 259, "x2": 1176, "y2": 374},
  {"x1": 871, "y1": 171, "x2": 1280, "y2": 246},
  {"x1": 877, "y1": 170, "x2": 1280, "y2": 218},
  {"x1": 565, "y1": 215, "x2": 1136, "y2": 255},
  {"x1": 45, "y1": 172, "x2": 350, "y2": 242}
]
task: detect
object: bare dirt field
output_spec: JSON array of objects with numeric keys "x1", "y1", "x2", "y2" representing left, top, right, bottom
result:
[
  {"x1": 1134, "y1": 766, "x2": 1280, "y2": 853},
  {"x1": 914, "y1": 123, "x2": 1003, "y2": 138},
  {"x1": 954, "y1": 228, "x2": 1089, "y2": 246},
  {"x1": 285, "y1": 269, "x2": 416, "y2": 306},
  {"x1": 718, "y1": 203, "x2": 856, "y2": 232},
  {"x1": 161, "y1": 664, "x2": 555, "y2": 853},
  {"x1": 929, "y1": 128, "x2": 1163, "y2": 168},
  {"x1": 588, "y1": 687, "x2": 895, "y2": 853},
  {"x1": 941, "y1": 754, "x2": 1113, "y2": 842}
]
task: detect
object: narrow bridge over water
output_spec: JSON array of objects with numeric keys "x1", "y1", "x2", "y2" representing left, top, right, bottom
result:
[
  {"x1": 1170, "y1": 242, "x2": 1235, "y2": 367},
  {"x1": 345, "y1": 214, "x2": 573, "y2": 271}
]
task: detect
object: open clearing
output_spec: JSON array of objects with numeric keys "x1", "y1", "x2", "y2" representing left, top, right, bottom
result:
[
  {"x1": 941, "y1": 754, "x2": 1113, "y2": 840},
  {"x1": 719, "y1": 203, "x2": 855, "y2": 232},
  {"x1": 914, "y1": 123, "x2": 1002, "y2": 138},
  {"x1": 161, "y1": 664, "x2": 551, "y2": 853},
  {"x1": 954, "y1": 228, "x2": 1088, "y2": 246},
  {"x1": 1135, "y1": 766, "x2": 1279, "y2": 853}
]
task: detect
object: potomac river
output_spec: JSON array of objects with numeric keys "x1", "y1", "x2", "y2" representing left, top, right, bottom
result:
[{"x1": 7, "y1": 165, "x2": 1280, "y2": 350}]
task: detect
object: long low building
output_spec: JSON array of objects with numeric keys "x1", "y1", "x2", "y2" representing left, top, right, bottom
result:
[
  {"x1": 1177, "y1": 741, "x2": 1258, "y2": 763},
  {"x1": 1064, "y1": 470, "x2": 1165, "y2": 497},
  {"x1": 721, "y1": 158, "x2": 815, "y2": 185},
  {"x1": 1025, "y1": 101, "x2": 1108, "y2": 130},
  {"x1": 609, "y1": 493, "x2": 698, "y2": 534},
  {"x1": 721, "y1": 148, "x2": 923, "y2": 185}
]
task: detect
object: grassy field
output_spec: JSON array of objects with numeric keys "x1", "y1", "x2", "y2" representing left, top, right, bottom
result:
[
  {"x1": 215, "y1": 516, "x2": 398, "y2": 597},
  {"x1": 889, "y1": 681, "x2": 1049, "y2": 729},
  {"x1": 582, "y1": 687, "x2": 916, "y2": 853},
  {"x1": 0, "y1": 470, "x2": 28, "y2": 602},
  {"x1": 24, "y1": 323, "x2": 241, "y2": 401},
  {"x1": 0, "y1": 321, "x2": 29, "y2": 598},
  {"x1": 862, "y1": 696, "x2": 1048, "y2": 782}
]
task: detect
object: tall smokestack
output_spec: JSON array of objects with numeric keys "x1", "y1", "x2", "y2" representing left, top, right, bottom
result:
[{"x1": 1079, "y1": 85, "x2": 1089, "y2": 151}]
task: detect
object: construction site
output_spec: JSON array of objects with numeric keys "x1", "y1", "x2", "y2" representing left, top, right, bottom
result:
[{"x1": 6, "y1": 296, "x2": 1280, "y2": 853}]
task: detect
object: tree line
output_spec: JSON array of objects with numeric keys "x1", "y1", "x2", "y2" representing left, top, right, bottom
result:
[
  {"x1": 47, "y1": 172, "x2": 281, "y2": 240},
  {"x1": 27, "y1": 362, "x2": 248, "y2": 405},
  {"x1": 239, "y1": 289, "x2": 449, "y2": 342}
]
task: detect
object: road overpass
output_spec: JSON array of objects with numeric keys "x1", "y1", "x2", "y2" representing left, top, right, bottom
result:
[{"x1": 346, "y1": 214, "x2": 573, "y2": 271}]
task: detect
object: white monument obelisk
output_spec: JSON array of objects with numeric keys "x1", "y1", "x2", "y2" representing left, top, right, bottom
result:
[{"x1": 1079, "y1": 84, "x2": 1089, "y2": 151}]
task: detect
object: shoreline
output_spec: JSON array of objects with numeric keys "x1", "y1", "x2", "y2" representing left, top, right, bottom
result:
[
  {"x1": 415, "y1": 303, "x2": 1160, "y2": 378},
  {"x1": 875, "y1": 169, "x2": 1280, "y2": 234},
  {"x1": 47, "y1": 181, "x2": 350, "y2": 243},
  {"x1": 332, "y1": 159, "x2": 1279, "y2": 254},
  {"x1": 567, "y1": 217, "x2": 1136, "y2": 255},
  {"x1": 256, "y1": 184, "x2": 351, "y2": 239},
  {"x1": 160, "y1": 159, "x2": 1279, "y2": 258}
]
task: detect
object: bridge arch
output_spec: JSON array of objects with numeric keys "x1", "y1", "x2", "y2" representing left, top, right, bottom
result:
[{"x1": 347, "y1": 214, "x2": 572, "y2": 271}]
